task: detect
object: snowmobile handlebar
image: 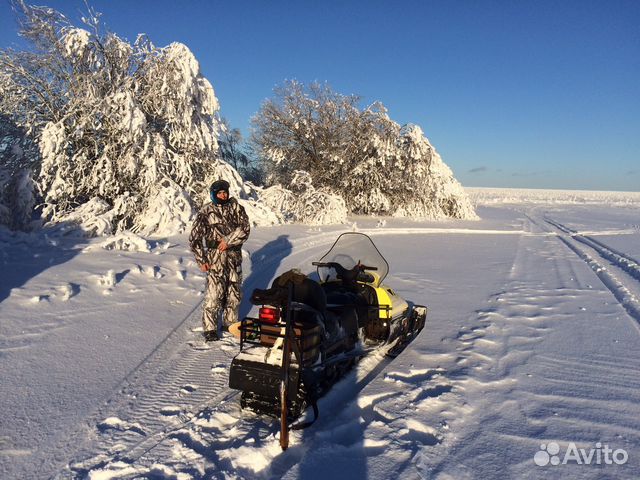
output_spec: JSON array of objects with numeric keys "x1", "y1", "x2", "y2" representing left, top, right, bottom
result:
[
  {"x1": 312, "y1": 261, "x2": 378, "y2": 272},
  {"x1": 312, "y1": 261, "x2": 377, "y2": 285}
]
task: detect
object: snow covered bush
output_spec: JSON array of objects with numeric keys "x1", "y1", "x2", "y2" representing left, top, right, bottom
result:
[
  {"x1": 188, "y1": 164, "x2": 347, "y2": 227},
  {"x1": 252, "y1": 81, "x2": 477, "y2": 220},
  {"x1": 240, "y1": 196, "x2": 286, "y2": 227},
  {"x1": 0, "y1": 166, "x2": 37, "y2": 230},
  {"x1": 294, "y1": 188, "x2": 348, "y2": 225},
  {"x1": 287, "y1": 170, "x2": 348, "y2": 224},
  {"x1": 258, "y1": 184, "x2": 297, "y2": 223},
  {"x1": 132, "y1": 181, "x2": 194, "y2": 237},
  {"x1": 258, "y1": 171, "x2": 348, "y2": 225},
  {"x1": 99, "y1": 233, "x2": 151, "y2": 252},
  {"x1": 53, "y1": 198, "x2": 116, "y2": 237}
]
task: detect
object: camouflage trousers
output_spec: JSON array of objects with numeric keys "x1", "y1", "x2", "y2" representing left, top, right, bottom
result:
[{"x1": 202, "y1": 249, "x2": 243, "y2": 332}]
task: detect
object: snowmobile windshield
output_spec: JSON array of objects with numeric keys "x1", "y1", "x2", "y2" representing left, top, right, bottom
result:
[{"x1": 316, "y1": 233, "x2": 389, "y2": 287}]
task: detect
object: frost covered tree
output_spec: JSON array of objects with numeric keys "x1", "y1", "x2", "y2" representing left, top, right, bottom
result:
[
  {"x1": 252, "y1": 80, "x2": 477, "y2": 219},
  {"x1": 0, "y1": 1, "x2": 222, "y2": 234},
  {"x1": 390, "y1": 125, "x2": 477, "y2": 219},
  {"x1": 251, "y1": 80, "x2": 360, "y2": 187}
]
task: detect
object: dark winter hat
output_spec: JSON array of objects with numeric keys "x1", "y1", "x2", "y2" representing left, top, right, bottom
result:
[
  {"x1": 210, "y1": 179, "x2": 230, "y2": 194},
  {"x1": 210, "y1": 179, "x2": 231, "y2": 204}
]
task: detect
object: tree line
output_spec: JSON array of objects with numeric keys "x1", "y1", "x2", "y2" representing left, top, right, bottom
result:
[{"x1": 0, "y1": 1, "x2": 475, "y2": 234}]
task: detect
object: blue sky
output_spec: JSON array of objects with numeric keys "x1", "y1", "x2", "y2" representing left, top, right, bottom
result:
[{"x1": 1, "y1": 0, "x2": 638, "y2": 191}]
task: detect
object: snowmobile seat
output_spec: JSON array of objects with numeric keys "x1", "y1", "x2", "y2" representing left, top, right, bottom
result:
[
  {"x1": 291, "y1": 278, "x2": 326, "y2": 313},
  {"x1": 267, "y1": 269, "x2": 327, "y2": 313}
]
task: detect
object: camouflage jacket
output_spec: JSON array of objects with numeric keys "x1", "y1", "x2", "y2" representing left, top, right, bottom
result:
[{"x1": 189, "y1": 198, "x2": 250, "y2": 265}]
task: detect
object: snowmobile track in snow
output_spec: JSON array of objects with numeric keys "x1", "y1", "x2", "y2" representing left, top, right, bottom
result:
[
  {"x1": 545, "y1": 217, "x2": 640, "y2": 283},
  {"x1": 62, "y1": 301, "x2": 239, "y2": 476},
  {"x1": 540, "y1": 216, "x2": 640, "y2": 328},
  {"x1": 67, "y1": 327, "x2": 403, "y2": 479}
]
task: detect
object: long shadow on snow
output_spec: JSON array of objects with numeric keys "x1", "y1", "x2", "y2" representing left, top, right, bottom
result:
[
  {"x1": 0, "y1": 223, "x2": 88, "y2": 304},
  {"x1": 266, "y1": 352, "x2": 394, "y2": 478},
  {"x1": 284, "y1": 361, "x2": 445, "y2": 479},
  {"x1": 240, "y1": 235, "x2": 293, "y2": 319}
]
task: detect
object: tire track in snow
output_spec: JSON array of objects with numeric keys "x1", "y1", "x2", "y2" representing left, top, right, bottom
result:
[{"x1": 49, "y1": 298, "x2": 207, "y2": 479}]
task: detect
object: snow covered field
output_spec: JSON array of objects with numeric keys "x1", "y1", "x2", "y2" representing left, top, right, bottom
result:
[{"x1": 1, "y1": 189, "x2": 640, "y2": 479}]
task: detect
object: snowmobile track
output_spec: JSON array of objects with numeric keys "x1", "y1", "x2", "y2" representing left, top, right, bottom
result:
[
  {"x1": 545, "y1": 217, "x2": 640, "y2": 283},
  {"x1": 62, "y1": 302, "x2": 240, "y2": 477},
  {"x1": 541, "y1": 216, "x2": 640, "y2": 328}
]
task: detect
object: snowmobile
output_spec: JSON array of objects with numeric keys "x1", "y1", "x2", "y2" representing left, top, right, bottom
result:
[{"x1": 228, "y1": 232, "x2": 427, "y2": 450}]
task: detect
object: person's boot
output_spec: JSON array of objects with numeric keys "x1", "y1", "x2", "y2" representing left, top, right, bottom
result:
[{"x1": 203, "y1": 330, "x2": 219, "y2": 342}]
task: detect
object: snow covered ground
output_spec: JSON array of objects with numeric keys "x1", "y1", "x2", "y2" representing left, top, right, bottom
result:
[{"x1": 1, "y1": 189, "x2": 640, "y2": 479}]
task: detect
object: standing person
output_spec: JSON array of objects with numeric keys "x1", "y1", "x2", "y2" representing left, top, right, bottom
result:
[{"x1": 189, "y1": 180, "x2": 250, "y2": 342}]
